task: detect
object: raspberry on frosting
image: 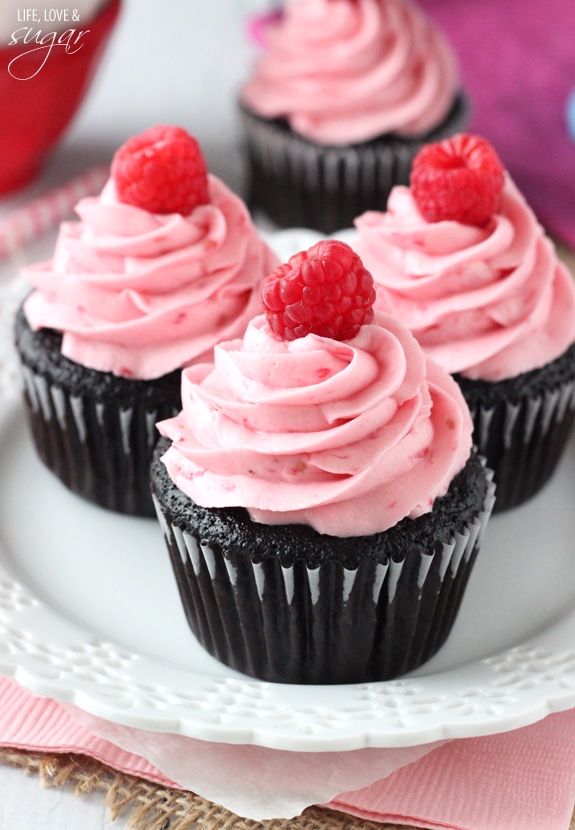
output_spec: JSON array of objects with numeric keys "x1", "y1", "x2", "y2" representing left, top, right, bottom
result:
[
  {"x1": 410, "y1": 133, "x2": 505, "y2": 226},
  {"x1": 260, "y1": 239, "x2": 376, "y2": 341},
  {"x1": 157, "y1": 309, "x2": 474, "y2": 537},
  {"x1": 354, "y1": 153, "x2": 575, "y2": 382},
  {"x1": 111, "y1": 125, "x2": 209, "y2": 216},
  {"x1": 23, "y1": 139, "x2": 280, "y2": 380}
]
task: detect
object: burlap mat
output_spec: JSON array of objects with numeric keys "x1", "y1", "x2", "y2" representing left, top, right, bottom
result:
[
  {"x1": 0, "y1": 748, "x2": 416, "y2": 830},
  {"x1": 2, "y1": 747, "x2": 575, "y2": 830}
]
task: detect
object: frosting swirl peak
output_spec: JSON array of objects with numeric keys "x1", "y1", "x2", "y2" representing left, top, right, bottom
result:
[
  {"x1": 241, "y1": 0, "x2": 459, "y2": 145},
  {"x1": 354, "y1": 175, "x2": 575, "y2": 380},
  {"x1": 23, "y1": 175, "x2": 279, "y2": 380},
  {"x1": 158, "y1": 312, "x2": 473, "y2": 536}
]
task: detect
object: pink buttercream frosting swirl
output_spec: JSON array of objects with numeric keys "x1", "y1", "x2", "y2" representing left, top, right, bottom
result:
[
  {"x1": 23, "y1": 176, "x2": 279, "y2": 380},
  {"x1": 158, "y1": 312, "x2": 473, "y2": 537},
  {"x1": 354, "y1": 175, "x2": 575, "y2": 381},
  {"x1": 240, "y1": 0, "x2": 460, "y2": 145}
]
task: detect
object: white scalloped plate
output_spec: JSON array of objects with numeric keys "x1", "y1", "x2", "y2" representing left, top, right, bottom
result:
[{"x1": 1, "y1": 229, "x2": 575, "y2": 752}]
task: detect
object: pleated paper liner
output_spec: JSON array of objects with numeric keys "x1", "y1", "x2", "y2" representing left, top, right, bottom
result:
[
  {"x1": 239, "y1": 93, "x2": 469, "y2": 234},
  {"x1": 151, "y1": 445, "x2": 495, "y2": 685},
  {"x1": 455, "y1": 342, "x2": 575, "y2": 512},
  {"x1": 13, "y1": 304, "x2": 181, "y2": 517}
]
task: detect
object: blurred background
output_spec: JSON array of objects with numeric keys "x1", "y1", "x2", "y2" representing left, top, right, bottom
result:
[
  {"x1": 0, "y1": 0, "x2": 574, "y2": 245},
  {"x1": 0, "y1": 0, "x2": 273, "y2": 201}
]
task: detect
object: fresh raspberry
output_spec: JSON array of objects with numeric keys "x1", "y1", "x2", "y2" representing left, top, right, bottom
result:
[
  {"x1": 260, "y1": 240, "x2": 376, "y2": 342},
  {"x1": 410, "y1": 133, "x2": 505, "y2": 226},
  {"x1": 111, "y1": 125, "x2": 209, "y2": 216}
]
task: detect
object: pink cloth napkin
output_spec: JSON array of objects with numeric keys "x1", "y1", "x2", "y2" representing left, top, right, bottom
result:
[
  {"x1": 329, "y1": 711, "x2": 575, "y2": 830},
  {"x1": 2, "y1": 677, "x2": 575, "y2": 828},
  {"x1": 0, "y1": 676, "x2": 180, "y2": 789}
]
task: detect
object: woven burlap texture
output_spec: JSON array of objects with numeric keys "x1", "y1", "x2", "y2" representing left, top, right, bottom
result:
[
  {"x1": 0, "y1": 748, "x2": 417, "y2": 830},
  {"x1": 4, "y1": 747, "x2": 575, "y2": 830}
]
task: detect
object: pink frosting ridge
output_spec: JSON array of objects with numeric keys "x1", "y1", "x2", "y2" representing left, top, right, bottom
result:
[
  {"x1": 23, "y1": 176, "x2": 279, "y2": 380},
  {"x1": 240, "y1": 0, "x2": 459, "y2": 145},
  {"x1": 354, "y1": 175, "x2": 575, "y2": 381},
  {"x1": 158, "y1": 311, "x2": 473, "y2": 537}
]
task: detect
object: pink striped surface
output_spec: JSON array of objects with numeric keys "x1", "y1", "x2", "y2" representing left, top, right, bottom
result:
[
  {"x1": 0, "y1": 166, "x2": 108, "y2": 260},
  {"x1": 328, "y1": 709, "x2": 575, "y2": 830},
  {"x1": 3, "y1": 674, "x2": 575, "y2": 827},
  {"x1": 0, "y1": 677, "x2": 180, "y2": 789}
]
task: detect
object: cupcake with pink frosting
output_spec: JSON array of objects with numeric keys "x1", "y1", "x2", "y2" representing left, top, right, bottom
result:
[
  {"x1": 239, "y1": 0, "x2": 468, "y2": 233},
  {"x1": 151, "y1": 239, "x2": 494, "y2": 684},
  {"x1": 14, "y1": 125, "x2": 279, "y2": 517},
  {"x1": 354, "y1": 133, "x2": 575, "y2": 511}
]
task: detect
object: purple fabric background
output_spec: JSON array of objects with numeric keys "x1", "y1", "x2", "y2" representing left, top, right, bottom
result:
[{"x1": 418, "y1": 0, "x2": 575, "y2": 247}]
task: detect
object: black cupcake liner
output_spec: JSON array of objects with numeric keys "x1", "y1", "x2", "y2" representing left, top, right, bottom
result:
[
  {"x1": 14, "y1": 304, "x2": 181, "y2": 517},
  {"x1": 151, "y1": 446, "x2": 495, "y2": 685},
  {"x1": 455, "y1": 343, "x2": 575, "y2": 512},
  {"x1": 239, "y1": 93, "x2": 469, "y2": 234}
]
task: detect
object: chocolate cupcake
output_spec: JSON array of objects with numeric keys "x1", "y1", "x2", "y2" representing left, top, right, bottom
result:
[
  {"x1": 151, "y1": 240, "x2": 495, "y2": 683},
  {"x1": 354, "y1": 133, "x2": 575, "y2": 511},
  {"x1": 15, "y1": 305, "x2": 181, "y2": 516},
  {"x1": 453, "y1": 347, "x2": 575, "y2": 512},
  {"x1": 14, "y1": 125, "x2": 279, "y2": 516},
  {"x1": 239, "y1": 0, "x2": 469, "y2": 233}
]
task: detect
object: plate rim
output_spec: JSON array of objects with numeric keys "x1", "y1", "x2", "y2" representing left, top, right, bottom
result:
[
  {"x1": 2, "y1": 230, "x2": 575, "y2": 752},
  {"x1": 2, "y1": 394, "x2": 575, "y2": 752}
]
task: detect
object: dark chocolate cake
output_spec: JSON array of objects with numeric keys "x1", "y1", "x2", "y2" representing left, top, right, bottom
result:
[
  {"x1": 151, "y1": 439, "x2": 494, "y2": 684},
  {"x1": 14, "y1": 303, "x2": 181, "y2": 517}
]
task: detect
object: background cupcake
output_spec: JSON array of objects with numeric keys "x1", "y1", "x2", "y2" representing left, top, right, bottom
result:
[
  {"x1": 239, "y1": 0, "x2": 468, "y2": 234},
  {"x1": 152, "y1": 240, "x2": 494, "y2": 684},
  {"x1": 354, "y1": 133, "x2": 575, "y2": 511},
  {"x1": 14, "y1": 124, "x2": 279, "y2": 517}
]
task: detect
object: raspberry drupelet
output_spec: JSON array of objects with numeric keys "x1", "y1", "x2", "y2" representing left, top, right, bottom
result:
[
  {"x1": 111, "y1": 124, "x2": 209, "y2": 216},
  {"x1": 260, "y1": 239, "x2": 376, "y2": 342},
  {"x1": 410, "y1": 133, "x2": 505, "y2": 226}
]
